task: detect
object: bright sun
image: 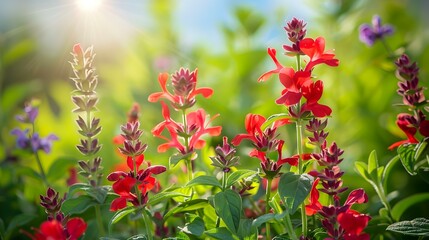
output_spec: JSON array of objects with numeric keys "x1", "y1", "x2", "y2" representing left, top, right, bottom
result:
[{"x1": 76, "y1": 0, "x2": 103, "y2": 12}]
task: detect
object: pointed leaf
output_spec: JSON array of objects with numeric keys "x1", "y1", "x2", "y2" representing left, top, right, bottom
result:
[
  {"x1": 180, "y1": 214, "x2": 205, "y2": 237},
  {"x1": 398, "y1": 144, "x2": 417, "y2": 175},
  {"x1": 261, "y1": 113, "x2": 291, "y2": 130},
  {"x1": 5, "y1": 213, "x2": 37, "y2": 238},
  {"x1": 368, "y1": 150, "x2": 380, "y2": 182},
  {"x1": 354, "y1": 161, "x2": 372, "y2": 182},
  {"x1": 251, "y1": 212, "x2": 286, "y2": 228},
  {"x1": 278, "y1": 172, "x2": 312, "y2": 214},
  {"x1": 164, "y1": 199, "x2": 209, "y2": 219},
  {"x1": 213, "y1": 189, "x2": 242, "y2": 233},
  {"x1": 226, "y1": 170, "x2": 257, "y2": 188},
  {"x1": 61, "y1": 195, "x2": 97, "y2": 215},
  {"x1": 109, "y1": 206, "x2": 137, "y2": 229},
  {"x1": 185, "y1": 175, "x2": 222, "y2": 189},
  {"x1": 127, "y1": 234, "x2": 148, "y2": 240},
  {"x1": 148, "y1": 191, "x2": 188, "y2": 206},
  {"x1": 386, "y1": 218, "x2": 429, "y2": 236},
  {"x1": 46, "y1": 157, "x2": 77, "y2": 182}
]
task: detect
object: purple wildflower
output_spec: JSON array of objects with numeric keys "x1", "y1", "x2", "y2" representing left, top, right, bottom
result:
[
  {"x1": 15, "y1": 105, "x2": 39, "y2": 124},
  {"x1": 359, "y1": 15, "x2": 394, "y2": 46},
  {"x1": 11, "y1": 128, "x2": 58, "y2": 154}
]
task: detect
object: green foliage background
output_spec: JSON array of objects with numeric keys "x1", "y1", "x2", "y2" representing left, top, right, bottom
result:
[{"x1": 1, "y1": 0, "x2": 429, "y2": 237}]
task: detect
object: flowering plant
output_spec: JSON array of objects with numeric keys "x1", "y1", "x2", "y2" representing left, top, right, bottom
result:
[{"x1": 2, "y1": 9, "x2": 429, "y2": 240}]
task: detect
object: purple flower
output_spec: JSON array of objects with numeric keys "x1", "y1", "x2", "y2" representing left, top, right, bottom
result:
[
  {"x1": 11, "y1": 128, "x2": 58, "y2": 153},
  {"x1": 359, "y1": 15, "x2": 394, "y2": 46},
  {"x1": 15, "y1": 105, "x2": 39, "y2": 124}
]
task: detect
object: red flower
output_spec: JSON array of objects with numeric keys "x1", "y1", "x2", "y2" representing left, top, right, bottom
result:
[
  {"x1": 107, "y1": 166, "x2": 167, "y2": 211},
  {"x1": 232, "y1": 113, "x2": 290, "y2": 150},
  {"x1": 276, "y1": 68, "x2": 312, "y2": 106},
  {"x1": 388, "y1": 113, "x2": 419, "y2": 150},
  {"x1": 258, "y1": 48, "x2": 285, "y2": 82},
  {"x1": 301, "y1": 80, "x2": 332, "y2": 117},
  {"x1": 305, "y1": 178, "x2": 322, "y2": 216},
  {"x1": 26, "y1": 218, "x2": 87, "y2": 240},
  {"x1": 148, "y1": 68, "x2": 213, "y2": 110},
  {"x1": 338, "y1": 209, "x2": 371, "y2": 239},
  {"x1": 152, "y1": 101, "x2": 221, "y2": 154},
  {"x1": 300, "y1": 37, "x2": 339, "y2": 72}
]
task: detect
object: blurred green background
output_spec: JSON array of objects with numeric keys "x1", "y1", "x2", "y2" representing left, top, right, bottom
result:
[{"x1": 1, "y1": 0, "x2": 429, "y2": 232}]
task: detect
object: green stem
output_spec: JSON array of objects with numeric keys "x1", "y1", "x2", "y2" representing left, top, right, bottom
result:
[
  {"x1": 143, "y1": 208, "x2": 153, "y2": 240},
  {"x1": 265, "y1": 178, "x2": 272, "y2": 240},
  {"x1": 284, "y1": 209, "x2": 298, "y2": 240},
  {"x1": 222, "y1": 171, "x2": 228, "y2": 191},
  {"x1": 95, "y1": 205, "x2": 106, "y2": 236},
  {"x1": 381, "y1": 37, "x2": 394, "y2": 59},
  {"x1": 34, "y1": 150, "x2": 49, "y2": 187},
  {"x1": 297, "y1": 54, "x2": 301, "y2": 70},
  {"x1": 296, "y1": 120, "x2": 308, "y2": 237}
]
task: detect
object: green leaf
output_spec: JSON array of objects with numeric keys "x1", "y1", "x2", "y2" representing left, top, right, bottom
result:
[
  {"x1": 414, "y1": 138, "x2": 429, "y2": 161},
  {"x1": 163, "y1": 231, "x2": 190, "y2": 240},
  {"x1": 398, "y1": 144, "x2": 418, "y2": 175},
  {"x1": 261, "y1": 113, "x2": 290, "y2": 130},
  {"x1": 278, "y1": 172, "x2": 312, "y2": 214},
  {"x1": 147, "y1": 191, "x2": 188, "y2": 206},
  {"x1": 127, "y1": 234, "x2": 148, "y2": 240},
  {"x1": 226, "y1": 170, "x2": 257, "y2": 188},
  {"x1": 386, "y1": 218, "x2": 429, "y2": 236},
  {"x1": 67, "y1": 183, "x2": 91, "y2": 196},
  {"x1": 169, "y1": 152, "x2": 193, "y2": 168},
  {"x1": 16, "y1": 166, "x2": 42, "y2": 181},
  {"x1": 109, "y1": 206, "x2": 137, "y2": 229},
  {"x1": 46, "y1": 157, "x2": 76, "y2": 182},
  {"x1": 418, "y1": 168, "x2": 429, "y2": 184},
  {"x1": 237, "y1": 219, "x2": 257, "y2": 239},
  {"x1": 391, "y1": 193, "x2": 429, "y2": 221},
  {"x1": 368, "y1": 150, "x2": 380, "y2": 182},
  {"x1": 382, "y1": 156, "x2": 400, "y2": 189},
  {"x1": 204, "y1": 227, "x2": 236, "y2": 240},
  {"x1": 251, "y1": 212, "x2": 285, "y2": 228},
  {"x1": 86, "y1": 186, "x2": 109, "y2": 204},
  {"x1": 5, "y1": 213, "x2": 37, "y2": 238},
  {"x1": 164, "y1": 199, "x2": 209, "y2": 219},
  {"x1": 213, "y1": 189, "x2": 242, "y2": 233},
  {"x1": 61, "y1": 195, "x2": 97, "y2": 215},
  {"x1": 180, "y1": 214, "x2": 205, "y2": 237},
  {"x1": 354, "y1": 161, "x2": 372, "y2": 182},
  {"x1": 185, "y1": 175, "x2": 222, "y2": 189}
]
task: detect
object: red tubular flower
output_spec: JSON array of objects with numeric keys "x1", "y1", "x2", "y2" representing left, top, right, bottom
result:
[
  {"x1": 276, "y1": 68, "x2": 312, "y2": 106},
  {"x1": 153, "y1": 101, "x2": 221, "y2": 154},
  {"x1": 258, "y1": 48, "x2": 285, "y2": 82},
  {"x1": 388, "y1": 113, "x2": 419, "y2": 150},
  {"x1": 305, "y1": 178, "x2": 322, "y2": 216},
  {"x1": 301, "y1": 80, "x2": 332, "y2": 117},
  {"x1": 300, "y1": 37, "x2": 339, "y2": 72},
  {"x1": 338, "y1": 209, "x2": 371, "y2": 239},
  {"x1": 148, "y1": 68, "x2": 213, "y2": 110},
  {"x1": 232, "y1": 113, "x2": 290, "y2": 150}
]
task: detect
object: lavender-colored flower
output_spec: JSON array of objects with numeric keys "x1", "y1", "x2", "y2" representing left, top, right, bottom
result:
[
  {"x1": 11, "y1": 128, "x2": 31, "y2": 149},
  {"x1": 15, "y1": 105, "x2": 39, "y2": 124},
  {"x1": 359, "y1": 15, "x2": 394, "y2": 46},
  {"x1": 10, "y1": 128, "x2": 58, "y2": 153}
]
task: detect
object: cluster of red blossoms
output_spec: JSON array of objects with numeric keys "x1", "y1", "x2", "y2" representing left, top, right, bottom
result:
[
  {"x1": 148, "y1": 68, "x2": 222, "y2": 157},
  {"x1": 107, "y1": 110, "x2": 166, "y2": 211},
  {"x1": 389, "y1": 54, "x2": 429, "y2": 149},
  {"x1": 24, "y1": 188, "x2": 87, "y2": 240}
]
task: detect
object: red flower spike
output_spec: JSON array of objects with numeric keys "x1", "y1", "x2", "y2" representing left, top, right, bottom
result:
[
  {"x1": 305, "y1": 178, "x2": 322, "y2": 216},
  {"x1": 300, "y1": 37, "x2": 339, "y2": 71}
]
